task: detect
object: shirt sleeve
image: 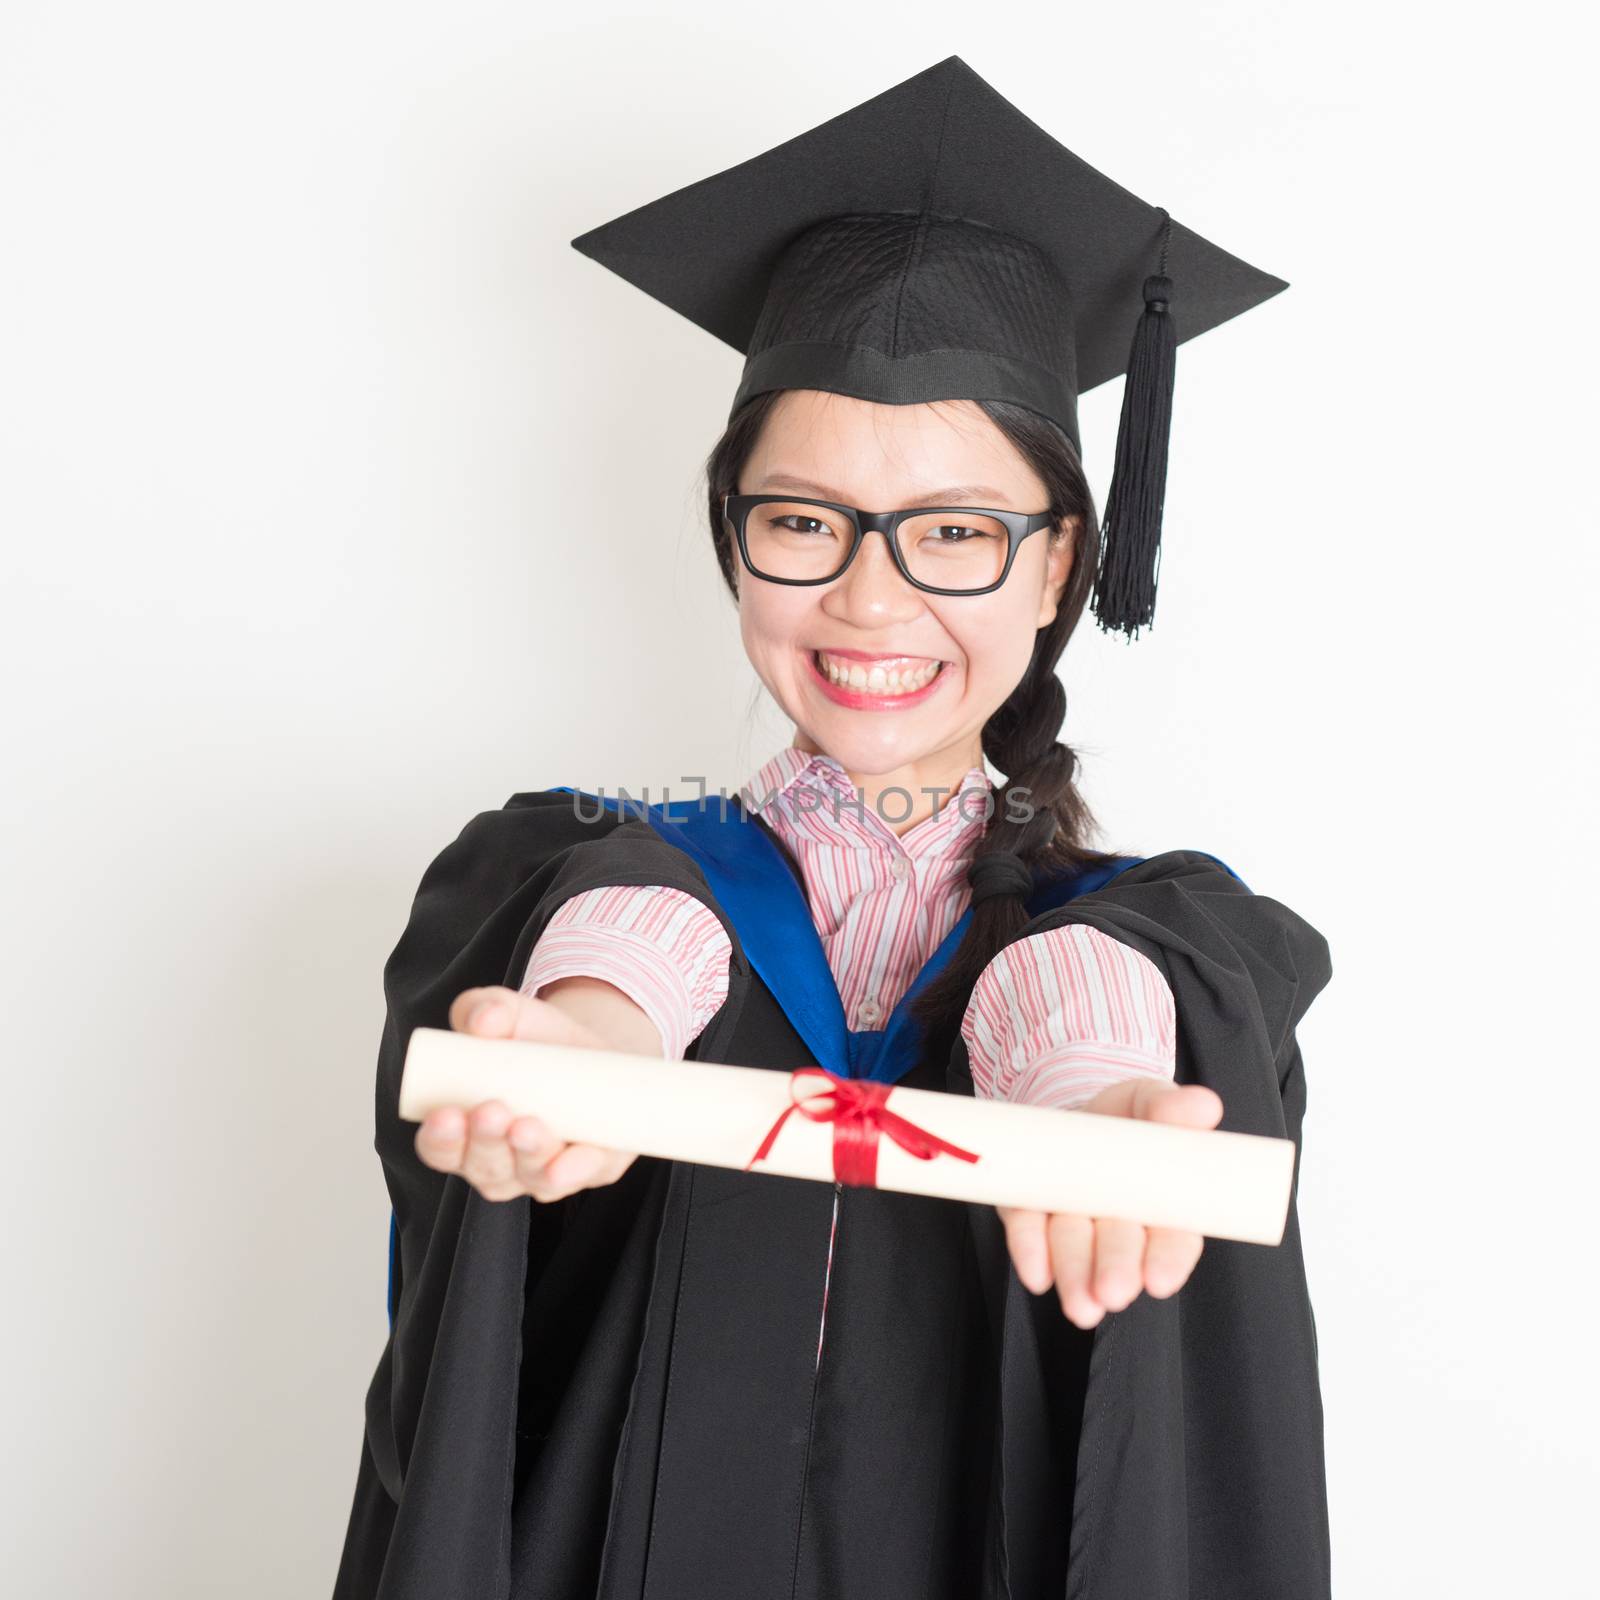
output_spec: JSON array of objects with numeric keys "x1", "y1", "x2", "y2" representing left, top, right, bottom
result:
[
  {"x1": 961, "y1": 922, "x2": 1176, "y2": 1109},
  {"x1": 518, "y1": 883, "x2": 733, "y2": 1061}
]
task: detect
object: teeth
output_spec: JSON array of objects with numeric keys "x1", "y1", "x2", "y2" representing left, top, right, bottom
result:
[{"x1": 815, "y1": 651, "x2": 942, "y2": 695}]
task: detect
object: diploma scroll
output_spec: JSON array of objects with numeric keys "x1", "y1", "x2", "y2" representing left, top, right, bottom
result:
[{"x1": 399, "y1": 1027, "x2": 1295, "y2": 1246}]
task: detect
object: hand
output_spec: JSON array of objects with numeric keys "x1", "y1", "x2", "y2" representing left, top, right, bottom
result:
[
  {"x1": 996, "y1": 1078, "x2": 1224, "y2": 1329},
  {"x1": 414, "y1": 984, "x2": 640, "y2": 1203}
]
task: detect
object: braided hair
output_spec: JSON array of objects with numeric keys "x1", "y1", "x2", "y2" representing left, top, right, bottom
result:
[{"x1": 703, "y1": 391, "x2": 1124, "y2": 1063}]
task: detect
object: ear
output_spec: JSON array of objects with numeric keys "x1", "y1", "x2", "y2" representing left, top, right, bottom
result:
[{"x1": 1035, "y1": 519, "x2": 1077, "y2": 629}]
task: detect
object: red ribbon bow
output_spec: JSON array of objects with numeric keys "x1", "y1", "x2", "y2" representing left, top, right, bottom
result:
[{"x1": 744, "y1": 1066, "x2": 982, "y2": 1188}]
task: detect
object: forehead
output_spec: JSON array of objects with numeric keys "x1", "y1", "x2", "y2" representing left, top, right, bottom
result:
[{"x1": 743, "y1": 390, "x2": 1040, "y2": 508}]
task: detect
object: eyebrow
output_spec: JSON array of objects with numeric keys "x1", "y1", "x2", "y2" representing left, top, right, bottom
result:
[{"x1": 755, "y1": 473, "x2": 1013, "y2": 508}]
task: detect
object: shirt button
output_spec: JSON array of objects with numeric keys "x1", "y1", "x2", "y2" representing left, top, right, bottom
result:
[
  {"x1": 889, "y1": 856, "x2": 910, "y2": 881},
  {"x1": 856, "y1": 997, "x2": 883, "y2": 1027}
]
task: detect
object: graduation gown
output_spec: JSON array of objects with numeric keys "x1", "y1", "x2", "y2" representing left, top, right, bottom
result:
[{"x1": 333, "y1": 787, "x2": 1334, "y2": 1600}]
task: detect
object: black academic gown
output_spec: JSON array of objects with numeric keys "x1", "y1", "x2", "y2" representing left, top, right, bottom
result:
[{"x1": 333, "y1": 789, "x2": 1334, "y2": 1600}]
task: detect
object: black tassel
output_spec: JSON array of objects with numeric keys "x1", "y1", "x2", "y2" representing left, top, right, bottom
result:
[{"x1": 1093, "y1": 215, "x2": 1178, "y2": 641}]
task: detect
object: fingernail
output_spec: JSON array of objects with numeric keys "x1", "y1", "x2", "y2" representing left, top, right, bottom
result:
[{"x1": 475, "y1": 1002, "x2": 504, "y2": 1029}]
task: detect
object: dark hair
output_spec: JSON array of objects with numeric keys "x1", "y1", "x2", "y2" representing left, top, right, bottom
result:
[{"x1": 702, "y1": 389, "x2": 1126, "y2": 1063}]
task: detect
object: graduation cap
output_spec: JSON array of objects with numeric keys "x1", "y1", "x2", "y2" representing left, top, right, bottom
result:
[{"x1": 571, "y1": 55, "x2": 1287, "y2": 639}]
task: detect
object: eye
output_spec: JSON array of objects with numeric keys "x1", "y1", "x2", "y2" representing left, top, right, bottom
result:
[
  {"x1": 925, "y1": 523, "x2": 999, "y2": 544},
  {"x1": 772, "y1": 514, "x2": 834, "y2": 537}
]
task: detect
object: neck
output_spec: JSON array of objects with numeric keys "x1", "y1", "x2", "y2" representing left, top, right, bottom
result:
[{"x1": 791, "y1": 731, "x2": 987, "y2": 836}]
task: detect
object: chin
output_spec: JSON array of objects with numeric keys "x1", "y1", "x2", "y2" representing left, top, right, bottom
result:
[{"x1": 802, "y1": 716, "x2": 941, "y2": 778}]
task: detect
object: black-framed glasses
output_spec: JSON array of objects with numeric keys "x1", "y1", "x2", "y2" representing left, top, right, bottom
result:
[{"x1": 722, "y1": 494, "x2": 1056, "y2": 597}]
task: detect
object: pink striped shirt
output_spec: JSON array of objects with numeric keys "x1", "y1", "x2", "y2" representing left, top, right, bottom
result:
[{"x1": 521, "y1": 748, "x2": 1175, "y2": 1108}]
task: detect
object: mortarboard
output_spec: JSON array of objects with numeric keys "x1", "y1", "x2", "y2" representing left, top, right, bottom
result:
[{"x1": 571, "y1": 55, "x2": 1287, "y2": 639}]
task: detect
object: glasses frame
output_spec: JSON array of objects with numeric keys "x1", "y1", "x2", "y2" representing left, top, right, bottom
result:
[{"x1": 722, "y1": 493, "x2": 1057, "y2": 597}]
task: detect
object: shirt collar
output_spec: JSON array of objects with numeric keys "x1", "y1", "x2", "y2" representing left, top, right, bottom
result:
[{"x1": 741, "y1": 746, "x2": 993, "y2": 858}]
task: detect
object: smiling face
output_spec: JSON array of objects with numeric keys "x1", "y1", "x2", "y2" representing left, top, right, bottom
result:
[{"x1": 734, "y1": 389, "x2": 1074, "y2": 807}]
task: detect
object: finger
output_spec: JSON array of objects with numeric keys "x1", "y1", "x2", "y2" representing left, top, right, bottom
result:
[
  {"x1": 459, "y1": 1099, "x2": 518, "y2": 1193},
  {"x1": 1143, "y1": 1226, "x2": 1205, "y2": 1298},
  {"x1": 1091, "y1": 1216, "x2": 1147, "y2": 1312},
  {"x1": 998, "y1": 1207, "x2": 1052, "y2": 1294},
  {"x1": 519, "y1": 1139, "x2": 638, "y2": 1204},
  {"x1": 415, "y1": 1105, "x2": 468, "y2": 1173},
  {"x1": 1136, "y1": 1079, "x2": 1223, "y2": 1128},
  {"x1": 1046, "y1": 1212, "x2": 1102, "y2": 1328},
  {"x1": 601, "y1": 1149, "x2": 639, "y2": 1184},
  {"x1": 448, "y1": 988, "x2": 488, "y2": 1031},
  {"x1": 508, "y1": 1115, "x2": 562, "y2": 1188},
  {"x1": 538, "y1": 1142, "x2": 620, "y2": 1199},
  {"x1": 539, "y1": 1144, "x2": 640, "y2": 1202},
  {"x1": 1085, "y1": 1076, "x2": 1224, "y2": 1129},
  {"x1": 449, "y1": 986, "x2": 521, "y2": 1037}
]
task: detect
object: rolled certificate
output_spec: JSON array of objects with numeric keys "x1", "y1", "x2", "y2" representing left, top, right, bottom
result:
[{"x1": 399, "y1": 1026, "x2": 1295, "y2": 1246}]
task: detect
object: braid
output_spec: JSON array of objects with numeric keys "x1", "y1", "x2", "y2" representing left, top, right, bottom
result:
[
  {"x1": 910, "y1": 647, "x2": 1111, "y2": 1063},
  {"x1": 984, "y1": 666, "x2": 1077, "y2": 862}
]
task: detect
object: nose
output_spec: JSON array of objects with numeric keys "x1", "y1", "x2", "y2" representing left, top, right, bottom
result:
[{"x1": 821, "y1": 528, "x2": 925, "y2": 628}]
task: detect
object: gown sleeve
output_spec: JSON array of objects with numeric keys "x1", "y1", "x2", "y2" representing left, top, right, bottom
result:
[
  {"x1": 950, "y1": 847, "x2": 1336, "y2": 1598},
  {"x1": 959, "y1": 922, "x2": 1176, "y2": 1109},
  {"x1": 518, "y1": 883, "x2": 733, "y2": 1059},
  {"x1": 335, "y1": 791, "x2": 753, "y2": 1600}
]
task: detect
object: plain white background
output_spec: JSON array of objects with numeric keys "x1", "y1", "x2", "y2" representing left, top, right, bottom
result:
[{"x1": 3, "y1": 2, "x2": 1595, "y2": 1593}]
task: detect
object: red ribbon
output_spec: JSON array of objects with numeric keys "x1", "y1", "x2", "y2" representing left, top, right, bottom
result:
[{"x1": 744, "y1": 1066, "x2": 982, "y2": 1188}]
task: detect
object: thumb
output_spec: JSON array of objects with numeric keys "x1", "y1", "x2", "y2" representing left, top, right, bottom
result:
[
  {"x1": 451, "y1": 986, "x2": 602, "y2": 1050},
  {"x1": 504, "y1": 991, "x2": 609, "y2": 1050},
  {"x1": 1082, "y1": 1077, "x2": 1223, "y2": 1129}
]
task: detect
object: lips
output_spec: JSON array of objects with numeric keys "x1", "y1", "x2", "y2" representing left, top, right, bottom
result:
[{"x1": 805, "y1": 647, "x2": 950, "y2": 710}]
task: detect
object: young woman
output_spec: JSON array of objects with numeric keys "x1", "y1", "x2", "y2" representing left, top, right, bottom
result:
[
  {"x1": 336, "y1": 57, "x2": 1332, "y2": 1600},
  {"x1": 430, "y1": 387, "x2": 1227, "y2": 1311}
]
